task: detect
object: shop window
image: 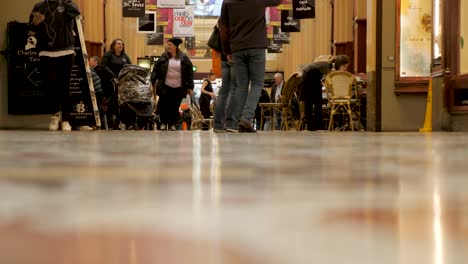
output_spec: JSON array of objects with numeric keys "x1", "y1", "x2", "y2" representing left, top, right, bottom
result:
[
  {"x1": 432, "y1": 0, "x2": 441, "y2": 69},
  {"x1": 460, "y1": 0, "x2": 468, "y2": 74},
  {"x1": 395, "y1": 0, "x2": 432, "y2": 93}
]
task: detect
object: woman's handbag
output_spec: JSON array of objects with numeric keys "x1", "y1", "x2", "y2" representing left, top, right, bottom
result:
[{"x1": 207, "y1": 20, "x2": 222, "y2": 52}]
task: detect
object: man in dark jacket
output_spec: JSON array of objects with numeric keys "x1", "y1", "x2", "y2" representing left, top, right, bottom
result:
[
  {"x1": 220, "y1": 0, "x2": 281, "y2": 132},
  {"x1": 30, "y1": 0, "x2": 80, "y2": 131},
  {"x1": 301, "y1": 60, "x2": 334, "y2": 131}
]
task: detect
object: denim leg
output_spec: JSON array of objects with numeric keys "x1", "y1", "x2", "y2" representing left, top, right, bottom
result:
[
  {"x1": 224, "y1": 60, "x2": 240, "y2": 130},
  {"x1": 239, "y1": 49, "x2": 266, "y2": 123},
  {"x1": 214, "y1": 61, "x2": 233, "y2": 129}
]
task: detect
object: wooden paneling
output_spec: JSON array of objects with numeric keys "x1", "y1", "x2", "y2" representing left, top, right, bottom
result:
[
  {"x1": 366, "y1": 0, "x2": 376, "y2": 72},
  {"x1": 82, "y1": 0, "x2": 103, "y2": 42},
  {"x1": 334, "y1": 0, "x2": 353, "y2": 43},
  {"x1": 85, "y1": 41, "x2": 104, "y2": 59},
  {"x1": 460, "y1": 0, "x2": 468, "y2": 74},
  {"x1": 335, "y1": 41, "x2": 354, "y2": 72},
  {"x1": 355, "y1": 0, "x2": 367, "y2": 19},
  {"x1": 282, "y1": 0, "x2": 332, "y2": 78},
  {"x1": 354, "y1": 19, "x2": 367, "y2": 73}
]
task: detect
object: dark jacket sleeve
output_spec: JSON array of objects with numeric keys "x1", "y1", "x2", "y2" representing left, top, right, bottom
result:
[
  {"x1": 270, "y1": 84, "x2": 277, "y2": 102},
  {"x1": 101, "y1": 52, "x2": 111, "y2": 67},
  {"x1": 28, "y1": 3, "x2": 39, "y2": 25},
  {"x1": 184, "y1": 57, "x2": 194, "y2": 91},
  {"x1": 101, "y1": 52, "x2": 116, "y2": 77},
  {"x1": 63, "y1": 0, "x2": 81, "y2": 18},
  {"x1": 125, "y1": 54, "x2": 132, "y2": 65},
  {"x1": 150, "y1": 60, "x2": 162, "y2": 85},
  {"x1": 219, "y1": 2, "x2": 231, "y2": 55}
]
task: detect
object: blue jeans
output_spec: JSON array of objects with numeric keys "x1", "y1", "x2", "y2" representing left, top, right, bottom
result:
[
  {"x1": 227, "y1": 48, "x2": 266, "y2": 128},
  {"x1": 214, "y1": 60, "x2": 236, "y2": 130}
]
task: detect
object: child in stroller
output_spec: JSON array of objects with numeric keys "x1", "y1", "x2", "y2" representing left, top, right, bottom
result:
[{"x1": 118, "y1": 64, "x2": 155, "y2": 130}]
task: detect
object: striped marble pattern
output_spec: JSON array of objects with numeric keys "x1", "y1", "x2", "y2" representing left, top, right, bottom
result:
[{"x1": 0, "y1": 130, "x2": 468, "y2": 264}]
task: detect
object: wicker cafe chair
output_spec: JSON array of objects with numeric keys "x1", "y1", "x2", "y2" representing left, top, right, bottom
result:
[
  {"x1": 280, "y1": 72, "x2": 302, "y2": 130},
  {"x1": 258, "y1": 102, "x2": 282, "y2": 131},
  {"x1": 190, "y1": 104, "x2": 213, "y2": 130},
  {"x1": 325, "y1": 70, "x2": 356, "y2": 131}
]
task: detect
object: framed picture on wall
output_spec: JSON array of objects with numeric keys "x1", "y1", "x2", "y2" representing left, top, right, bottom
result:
[{"x1": 137, "y1": 11, "x2": 157, "y2": 33}]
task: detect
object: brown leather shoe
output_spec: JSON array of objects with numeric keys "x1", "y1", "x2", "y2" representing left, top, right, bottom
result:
[{"x1": 238, "y1": 119, "x2": 256, "y2": 133}]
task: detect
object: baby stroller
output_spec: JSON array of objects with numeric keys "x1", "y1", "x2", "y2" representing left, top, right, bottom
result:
[{"x1": 118, "y1": 64, "x2": 155, "y2": 130}]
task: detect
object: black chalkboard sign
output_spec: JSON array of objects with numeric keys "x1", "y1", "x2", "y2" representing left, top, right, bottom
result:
[
  {"x1": 7, "y1": 21, "x2": 55, "y2": 114},
  {"x1": 6, "y1": 19, "x2": 100, "y2": 128}
]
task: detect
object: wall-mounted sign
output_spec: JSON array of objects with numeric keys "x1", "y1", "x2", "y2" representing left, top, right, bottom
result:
[{"x1": 138, "y1": 11, "x2": 157, "y2": 33}]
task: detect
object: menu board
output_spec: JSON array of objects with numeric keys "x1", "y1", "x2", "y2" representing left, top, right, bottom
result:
[
  {"x1": 7, "y1": 22, "x2": 55, "y2": 114},
  {"x1": 68, "y1": 18, "x2": 100, "y2": 127},
  {"x1": 7, "y1": 19, "x2": 99, "y2": 127}
]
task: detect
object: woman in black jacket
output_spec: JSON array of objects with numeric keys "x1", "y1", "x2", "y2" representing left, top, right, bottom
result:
[
  {"x1": 151, "y1": 38, "x2": 194, "y2": 131},
  {"x1": 101, "y1": 39, "x2": 131, "y2": 129}
]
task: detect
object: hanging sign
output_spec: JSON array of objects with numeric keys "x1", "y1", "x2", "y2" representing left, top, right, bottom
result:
[
  {"x1": 273, "y1": 26, "x2": 290, "y2": 44},
  {"x1": 293, "y1": 0, "x2": 315, "y2": 19},
  {"x1": 281, "y1": 10, "x2": 301, "y2": 32},
  {"x1": 173, "y1": 6, "x2": 195, "y2": 37},
  {"x1": 158, "y1": 0, "x2": 185, "y2": 9},
  {"x1": 123, "y1": 0, "x2": 146, "y2": 17}
]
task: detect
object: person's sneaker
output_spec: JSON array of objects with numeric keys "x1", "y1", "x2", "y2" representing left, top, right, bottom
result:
[
  {"x1": 79, "y1": 126, "x2": 94, "y2": 131},
  {"x1": 170, "y1": 125, "x2": 177, "y2": 131},
  {"x1": 225, "y1": 128, "x2": 239, "y2": 133},
  {"x1": 61, "y1": 121, "x2": 72, "y2": 131},
  {"x1": 213, "y1": 128, "x2": 226, "y2": 133},
  {"x1": 48, "y1": 115, "x2": 60, "y2": 131},
  {"x1": 160, "y1": 124, "x2": 167, "y2": 130}
]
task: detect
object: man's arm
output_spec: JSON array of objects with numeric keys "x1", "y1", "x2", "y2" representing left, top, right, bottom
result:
[
  {"x1": 219, "y1": 2, "x2": 231, "y2": 57},
  {"x1": 29, "y1": 3, "x2": 44, "y2": 26}
]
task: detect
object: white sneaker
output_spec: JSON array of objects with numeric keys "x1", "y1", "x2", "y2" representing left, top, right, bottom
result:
[
  {"x1": 79, "y1": 126, "x2": 94, "y2": 131},
  {"x1": 170, "y1": 125, "x2": 177, "y2": 131},
  {"x1": 49, "y1": 115, "x2": 60, "y2": 131},
  {"x1": 61, "y1": 121, "x2": 72, "y2": 131},
  {"x1": 160, "y1": 124, "x2": 167, "y2": 130}
]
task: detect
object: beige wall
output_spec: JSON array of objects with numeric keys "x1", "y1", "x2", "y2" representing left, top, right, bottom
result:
[
  {"x1": 356, "y1": 0, "x2": 367, "y2": 18},
  {"x1": 334, "y1": 0, "x2": 353, "y2": 43},
  {"x1": 380, "y1": 0, "x2": 426, "y2": 131}
]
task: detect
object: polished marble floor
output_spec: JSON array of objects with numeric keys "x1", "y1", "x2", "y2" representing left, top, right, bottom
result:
[{"x1": 0, "y1": 130, "x2": 467, "y2": 264}]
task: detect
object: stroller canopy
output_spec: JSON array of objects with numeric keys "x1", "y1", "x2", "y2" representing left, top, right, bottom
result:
[{"x1": 118, "y1": 64, "x2": 152, "y2": 104}]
